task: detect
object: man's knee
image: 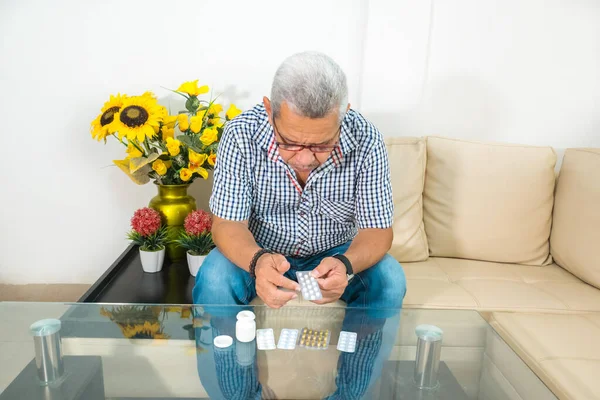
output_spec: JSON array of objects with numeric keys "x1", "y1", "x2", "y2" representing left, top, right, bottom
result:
[
  {"x1": 193, "y1": 248, "x2": 250, "y2": 304},
  {"x1": 195, "y1": 248, "x2": 236, "y2": 285},
  {"x1": 371, "y1": 254, "x2": 407, "y2": 306}
]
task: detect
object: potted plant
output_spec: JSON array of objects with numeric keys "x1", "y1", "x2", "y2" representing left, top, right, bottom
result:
[
  {"x1": 175, "y1": 209, "x2": 215, "y2": 276},
  {"x1": 127, "y1": 207, "x2": 168, "y2": 273}
]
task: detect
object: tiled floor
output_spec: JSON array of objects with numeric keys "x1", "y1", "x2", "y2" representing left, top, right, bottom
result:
[{"x1": 0, "y1": 284, "x2": 91, "y2": 302}]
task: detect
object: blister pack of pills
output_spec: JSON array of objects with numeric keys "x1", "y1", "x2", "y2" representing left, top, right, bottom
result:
[
  {"x1": 256, "y1": 328, "x2": 276, "y2": 350},
  {"x1": 295, "y1": 271, "x2": 323, "y2": 300},
  {"x1": 277, "y1": 328, "x2": 299, "y2": 350},
  {"x1": 337, "y1": 331, "x2": 357, "y2": 353},
  {"x1": 298, "y1": 327, "x2": 330, "y2": 350}
]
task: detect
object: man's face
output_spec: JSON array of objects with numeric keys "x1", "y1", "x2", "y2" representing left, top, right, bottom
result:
[{"x1": 264, "y1": 98, "x2": 345, "y2": 175}]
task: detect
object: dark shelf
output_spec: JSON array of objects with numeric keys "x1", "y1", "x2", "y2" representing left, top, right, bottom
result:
[{"x1": 79, "y1": 244, "x2": 195, "y2": 304}]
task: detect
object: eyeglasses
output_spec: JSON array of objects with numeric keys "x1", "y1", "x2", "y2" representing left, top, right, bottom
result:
[{"x1": 272, "y1": 118, "x2": 340, "y2": 154}]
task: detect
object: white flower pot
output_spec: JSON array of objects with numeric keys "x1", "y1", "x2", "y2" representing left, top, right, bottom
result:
[
  {"x1": 187, "y1": 252, "x2": 207, "y2": 276},
  {"x1": 139, "y1": 247, "x2": 165, "y2": 273}
]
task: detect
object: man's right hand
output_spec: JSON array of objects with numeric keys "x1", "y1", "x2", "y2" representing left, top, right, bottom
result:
[{"x1": 254, "y1": 253, "x2": 300, "y2": 309}]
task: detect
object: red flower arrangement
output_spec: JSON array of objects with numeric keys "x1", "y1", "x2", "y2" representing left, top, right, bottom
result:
[
  {"x1": 127, "y1": 207, "x2": 168, "y2": 251},
  {"x1": 131, "y1": 207, "x2": 162, "y2": 236},
  {"x1": 184, "y1": 209, "x2": 212, "y2": 236},
  {"x1": 176, "y1": 210, "x2": 215, "y2": 256}
]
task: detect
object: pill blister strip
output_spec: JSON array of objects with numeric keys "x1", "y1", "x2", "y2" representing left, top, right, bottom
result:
[
  {"x1": 256, "y1": 328, "x2": 276, "y2": 350},
  {"x1": 337, "y1": 331, "x2": 357, "y2": 353},
  {"x1": 296, "y1": 271, "x2": 323, "y2": 300},
  {"x1": 298, "y1": 327, "x2": 330, "y2": 350},
  {"x1": 277, "y1": 329, "x2": 299, "y2": 350}
]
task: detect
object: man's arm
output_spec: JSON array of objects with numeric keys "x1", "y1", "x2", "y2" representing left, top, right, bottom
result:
[
  {"x1": 212, "y1": 215, "x2": 300, "y2": 308},
  {"x1": 346, "y1": 131, "x2": 394, "y2": 273},
  {"x1": 312, "y1": 129, "x2": 393, "y2": 303},
  {"x1": 208, "y1": 121, "x2": 299, "y2": 307},
  {"x1": 343, "y1": 227, "x2": 393, "y2": 274},
  {"x1": 211, "y1": 216, "x2": 260, "y2": 273}
]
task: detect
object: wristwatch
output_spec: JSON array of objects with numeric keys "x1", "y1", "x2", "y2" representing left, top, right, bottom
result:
[{"x1": 332, "y1": 254, "x2": 354, "y2": 281}]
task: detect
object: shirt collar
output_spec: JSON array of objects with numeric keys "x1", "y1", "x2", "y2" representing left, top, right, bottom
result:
[
  {"x1": 337, "y1": 113, "x2": 359, "y2": 156},
  {"x1": 253, "y1": 105, "x2": 279, "y2": 161},
  {"x1": 328, "y1": 112, "x2": 358, "y2": 168}
]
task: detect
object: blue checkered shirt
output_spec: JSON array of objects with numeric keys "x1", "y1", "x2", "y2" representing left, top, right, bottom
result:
[{"x1": 209, "y1": 104, "x2": 393, "y2": 257}]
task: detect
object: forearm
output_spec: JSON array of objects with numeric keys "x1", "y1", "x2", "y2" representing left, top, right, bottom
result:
[
  {"x1": 212, "y1": 218, "x2": 261, "y2": 272},
  {"x1": 343, "y1": 228, "x2": 393, "y2": 274}
]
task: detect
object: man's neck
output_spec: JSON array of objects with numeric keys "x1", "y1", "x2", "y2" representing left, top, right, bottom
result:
[{"x1": 296, "y1": 171, "x2": 309, "y2": 188}]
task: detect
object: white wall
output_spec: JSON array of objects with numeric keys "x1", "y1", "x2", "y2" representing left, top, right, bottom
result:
[{"x1": 0, "y1": 0, "x2": 598, "y2": 284}]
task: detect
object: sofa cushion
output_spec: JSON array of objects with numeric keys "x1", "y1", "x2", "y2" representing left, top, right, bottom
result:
[
  {"x1": 403, "y1": 257, "x2": 600, "y2": 312},
  {"x1": 385, "y1": 137, "x2": 429, "y2": 262},
  {"x1": 423, "y1": 136, "x2": 556, "y2": 265},
  {"x1": 490, "y1": 312, "x2": 600, "y2": 400},
  {"x1": 550, "y1": 148, "x2": 600, "y2": 289}
]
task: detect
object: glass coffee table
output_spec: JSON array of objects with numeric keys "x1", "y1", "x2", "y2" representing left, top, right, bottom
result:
[{"x1": 0, "y1": 302, "x2": 556, "y2": 399}]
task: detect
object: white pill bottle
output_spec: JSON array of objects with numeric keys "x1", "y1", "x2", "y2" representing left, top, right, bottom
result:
[{"x1": 236, "y1": 310, "x2": 256, "y2": 342}]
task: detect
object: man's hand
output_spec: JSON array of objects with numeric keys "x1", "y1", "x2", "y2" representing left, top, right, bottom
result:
[
  {"x1": 255, "y1": 253, "x2": 300, "y2": 309},
  {"x1": 311, "y1": 257, "x2": 348, "y2": 304}
]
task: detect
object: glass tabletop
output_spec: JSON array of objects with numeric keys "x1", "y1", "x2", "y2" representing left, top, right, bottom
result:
[{"x1": 0, "y1": 302, "x2": 555, "y2": 400}]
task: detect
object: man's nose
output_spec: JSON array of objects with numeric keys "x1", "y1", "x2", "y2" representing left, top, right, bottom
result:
[{"x1": 295, "y1": 148, "x2": 315, "y2": 164}]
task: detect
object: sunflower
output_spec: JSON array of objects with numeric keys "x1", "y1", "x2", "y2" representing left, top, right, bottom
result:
[
  {"x1": 118, "y1": 321, "x2": 168, "y2": 339},
  {"x1": 90, "y1": 94, "x2": 127, "y2": 141},
  {"x1": 112, "y1": 95, "x2": 164, "y2": 142}
]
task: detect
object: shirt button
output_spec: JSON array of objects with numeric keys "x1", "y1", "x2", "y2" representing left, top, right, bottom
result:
[{"x1": 299, "y1": 211, "x2": 305, "y2": 217}]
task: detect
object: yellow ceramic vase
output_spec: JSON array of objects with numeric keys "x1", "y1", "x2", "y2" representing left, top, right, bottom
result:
[{"x1": 148, "y1": 184, "x2": 196, "y2": 262}]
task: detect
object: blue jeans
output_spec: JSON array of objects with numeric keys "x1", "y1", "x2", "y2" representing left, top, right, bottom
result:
[
  {"x1": 193, "y1": 241, "x2": 406, "y2": 399},
  {"x1": 192, "y1": 241, "x2": 407, "y2": 312}
]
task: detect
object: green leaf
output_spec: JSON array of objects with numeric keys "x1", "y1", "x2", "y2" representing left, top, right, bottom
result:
[
  {"x1": 178, "y1": 135, "x2": 203, "y2": 153},
  {"x1": 173, "y1": 232, "x2": 214, "y2": 256},
  {"x1": 128, "y1": 226, "x2": 169, "y2": 251}
]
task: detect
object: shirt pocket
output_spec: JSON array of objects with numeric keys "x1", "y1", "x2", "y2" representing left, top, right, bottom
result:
[{"x1": 317, "y1": 197, "x2": 356, "y2": 225}]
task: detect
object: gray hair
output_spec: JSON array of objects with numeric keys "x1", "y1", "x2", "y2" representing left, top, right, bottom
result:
[{"x1": 271, "y1": 51, "x2": 348, "y2": 123}]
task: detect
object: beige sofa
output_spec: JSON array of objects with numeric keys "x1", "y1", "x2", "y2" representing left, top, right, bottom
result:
[
  {"x1": 394, "y1": 137, "x2": 600, "y2": 400},
  {"x1": 253, "y1": 137, "x2": 600, "y2": 399}
]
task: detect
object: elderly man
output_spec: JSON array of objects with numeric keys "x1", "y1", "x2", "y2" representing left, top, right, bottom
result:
[
  {"x1": 193, "y1": 51, "x2": 406, "y2": 311},
  {"x1": 193, "y1": 51, "x2": 406, "y2": 400}
]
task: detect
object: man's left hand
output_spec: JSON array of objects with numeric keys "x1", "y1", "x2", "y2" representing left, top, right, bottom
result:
[{"x1": 310, "y1": 257, "x2": 348, "y2": 304}]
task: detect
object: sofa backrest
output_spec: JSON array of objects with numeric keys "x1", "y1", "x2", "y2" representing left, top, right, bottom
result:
[
  {"x1": 550, "y1": 149, "x2": 600, "y2": 289},
  {"x1": 420, "y1": 136, "x2": 557, "y2": 265},
  {"x1": 385, "y1": 137, "x2": 429, "y2": 262}
]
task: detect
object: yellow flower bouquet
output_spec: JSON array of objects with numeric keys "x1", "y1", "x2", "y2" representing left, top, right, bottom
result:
[
  {"x1": 91, "y1": 80, "x2": 242, "y2": 185},
  {"x1": 100, "y1": 305, "x2": 171, "y2": 339}
]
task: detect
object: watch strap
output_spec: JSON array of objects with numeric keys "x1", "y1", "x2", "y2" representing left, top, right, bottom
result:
[{"x1": 332, "y1": 254, "x2": 353, "y2": 276}]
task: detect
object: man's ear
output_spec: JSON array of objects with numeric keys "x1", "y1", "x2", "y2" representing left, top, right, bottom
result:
[{"x1": 263, "y1": 97, "x2": 272, "y2": 120}]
